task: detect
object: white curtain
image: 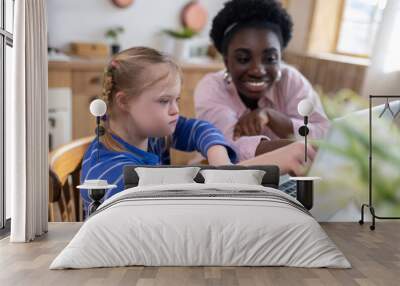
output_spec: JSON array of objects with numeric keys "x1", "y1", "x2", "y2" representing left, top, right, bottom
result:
[
  {"x1": 7, "y1": 0, "x2": 49, "y2": 242},
  {"x1": 362, "y1": 0, "x2": 400, "y2": 97}
]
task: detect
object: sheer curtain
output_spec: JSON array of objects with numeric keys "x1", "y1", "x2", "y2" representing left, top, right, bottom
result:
[
  {"x1": 362, "y1": 0, "x2": 400, "y2": 97},
  {"x1": 7, "y1": 0, "x2": 48, "y2": 242}
]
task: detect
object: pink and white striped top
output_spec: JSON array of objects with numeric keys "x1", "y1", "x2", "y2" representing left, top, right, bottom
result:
[{"x1": 194, "y1": 64, "x2": 330, "y2": 161}]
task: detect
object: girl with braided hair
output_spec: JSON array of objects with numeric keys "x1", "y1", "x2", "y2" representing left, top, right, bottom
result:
[{"x1": 80, "y1": 47, "x2": 238, "y2": 217}]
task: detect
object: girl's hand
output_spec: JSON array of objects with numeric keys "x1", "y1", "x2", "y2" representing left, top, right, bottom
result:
[
  {"x1": 206, "y1": 145, "x2": 233, "y2": 166},
  {"x1": 233, "y1": 108, "x2": 269, "y2": 140},
  {"x1": 239, "y1": 142, "x2": 316, "y2": 176}
]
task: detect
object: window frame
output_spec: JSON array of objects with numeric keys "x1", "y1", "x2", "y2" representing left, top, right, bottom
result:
[
  {"x1": 0, "y1": 0, "x2": 14, "y2": 236},
  {"x1": 333, "y1": 0, "x2": 384, "y2": 58}
]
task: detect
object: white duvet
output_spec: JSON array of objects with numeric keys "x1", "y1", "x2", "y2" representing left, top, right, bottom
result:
[{"x1": 50, "y1": 183, "x2": 351, "y2": 269}]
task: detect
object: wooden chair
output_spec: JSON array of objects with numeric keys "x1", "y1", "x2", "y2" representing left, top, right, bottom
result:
[
  {"x1": 48, "y1": 136, "x2": 207, "y2": 221},
  {"x1": 49, "y1": 136, "x2": 94, "y2": 222}
]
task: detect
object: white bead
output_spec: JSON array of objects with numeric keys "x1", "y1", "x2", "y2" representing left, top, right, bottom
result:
[
  {"x1": 297, "y1": 99, "x2": 314, "y2": 116},
  {"x1": 89, "y1": 99, "x2": 107, "y2": 117}
]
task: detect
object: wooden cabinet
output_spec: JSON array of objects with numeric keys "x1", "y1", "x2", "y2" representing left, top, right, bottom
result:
[
  {"x1": 49, "y1": 61, "x2": 106, "y2": 141},
  {"x1": 71, "y1": 94, "x2": 97, "y2": 139},
  {"x1": 71, "y1": 71, "x2": 104, "y2": 139},
  {"x1": 71, "y1": 71, "x2": 103, "y2": 94}
]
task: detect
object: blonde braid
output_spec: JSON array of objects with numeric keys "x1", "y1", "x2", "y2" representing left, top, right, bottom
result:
[
  {"x1": 99, "y1": 60, "x2": 126, "y2": 153},
  {"x1": 102, "y1": 66, "x2": 114, "y2": 106}
]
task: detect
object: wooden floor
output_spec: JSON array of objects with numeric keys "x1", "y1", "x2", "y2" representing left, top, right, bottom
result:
[{"x1": 0, "y1": 222, "x2": 399, "y2": 286}]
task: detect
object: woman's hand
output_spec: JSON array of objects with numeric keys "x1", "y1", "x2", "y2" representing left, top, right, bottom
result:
[
  {"x1": 233, "y1": 108, "x2": 269, "y2": 139},
  {"x1": 206, "y1": 145, "x2": 233, "y2": 166},
  {"x1": 264, "y1": 108, "x2": 294, "y2": 138},
  {"x1": 255, "y1": 138, "x2": 294, "y2": 155},
  {"x1": 239, "y1": 142, "x2": 316, "y2": 176},
  {"x1": 234, "y1": 107, "x2": 295, "y2": 140}
]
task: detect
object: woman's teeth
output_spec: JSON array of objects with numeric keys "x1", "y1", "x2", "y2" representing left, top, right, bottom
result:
[
  {"x1": 247, "y1": 81, "x2": 265, "y2": 87},
  {"x1": 244, "y1": 80, "x2": 268, "y2": 91}
]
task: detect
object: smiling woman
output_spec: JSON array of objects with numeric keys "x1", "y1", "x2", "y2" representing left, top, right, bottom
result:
[{"x1": 194, "y1": 0, "x2": 330, "y2": 162}]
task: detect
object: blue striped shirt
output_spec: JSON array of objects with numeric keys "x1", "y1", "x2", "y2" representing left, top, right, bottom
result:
[{"x1": 80, "y1": 116, "x2": 238, "y2": 216}]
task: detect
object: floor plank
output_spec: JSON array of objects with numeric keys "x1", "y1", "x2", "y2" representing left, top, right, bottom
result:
[{"x1": 0, "y1": 222, "x2": 399, "y2": 286}]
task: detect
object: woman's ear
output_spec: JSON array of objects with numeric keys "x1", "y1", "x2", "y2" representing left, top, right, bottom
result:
[{"x1": 114, "y1": 91, "x2": 130, "y2": 112}]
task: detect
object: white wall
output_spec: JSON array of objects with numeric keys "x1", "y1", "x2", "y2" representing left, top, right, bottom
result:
[
  {"x1": 47, "y1": 0, "x2": 225, "y2": 51},
  {"x1": 47, "y1": 0, "x2": 315, "y2": 54}
]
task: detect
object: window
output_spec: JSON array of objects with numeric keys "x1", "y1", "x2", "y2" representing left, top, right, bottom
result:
[
  {"x1": 1, "y1": 0, "x2": 14, "y2": 235},
  {"x1": 336, "y1": 0, "x2": 386, "y2": 57},
  {"x1": 383, "y1": 1, "x2": 400, "y2": 73}
]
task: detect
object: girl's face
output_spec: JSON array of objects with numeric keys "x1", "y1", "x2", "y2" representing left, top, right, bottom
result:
[
  {"x1": 125, "y1": 64, "x2": 181, "y2": 138},
  {"x1": 224, "y1": 28, "x2": 282, "y2": 101}
]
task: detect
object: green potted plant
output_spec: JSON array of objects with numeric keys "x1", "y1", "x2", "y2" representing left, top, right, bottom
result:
[
  {"x1": 161, "y1": 27, "x2": 198, "y2": 60},
  {"x1": 312, "y1": 88, "x2": 400, "y2": 217},
  {"x1": 162, "y1": 27, "x2": 197, "y2": 39},
  {"x1": 105, "y1": 26, "x2": 125, "y2": 55}
]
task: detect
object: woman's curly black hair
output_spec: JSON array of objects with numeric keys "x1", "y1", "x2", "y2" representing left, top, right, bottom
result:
[{"x1": 210, "y1": 0, "x2": 293, "y2": 54}]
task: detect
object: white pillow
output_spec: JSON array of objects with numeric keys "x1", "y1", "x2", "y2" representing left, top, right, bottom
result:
[
  {"x1": 200, "y1": 169, "x2": 266, "y2": 185},
  {"x1": 135, "y1": 167, "x2": 201, "y2": 186}
]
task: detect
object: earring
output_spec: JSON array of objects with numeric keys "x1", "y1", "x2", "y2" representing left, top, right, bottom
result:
[
  {"x1": 275, "y1": 69, "x2": 282, "y2": 82},
  {"x1": 224, "y1": 69, "x2": 232, "y2": 84}
]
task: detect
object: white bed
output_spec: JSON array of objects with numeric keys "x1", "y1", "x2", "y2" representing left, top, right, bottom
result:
[{"x1": 50, "y1": 182, "x2": 351, "y2": 269}]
